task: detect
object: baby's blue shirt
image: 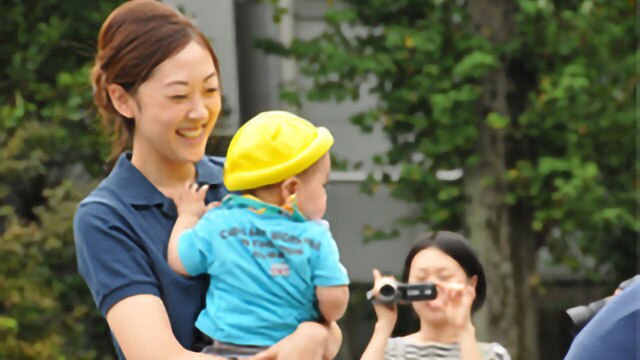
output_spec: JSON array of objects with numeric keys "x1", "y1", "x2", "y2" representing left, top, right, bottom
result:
[{"x1": 178, "y1": 194, "x2": 349, "y2": 346}]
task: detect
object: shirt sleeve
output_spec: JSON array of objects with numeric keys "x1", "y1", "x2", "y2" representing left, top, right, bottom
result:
[
  {"x1": 74, "y1": 200, "x2": 159, "y2": 316},
  {"x1": 491, "y1": 342, "x2": 511, "y2": 360},
  {"x1": 177, "y1": 212, "x2": 216, "y2": 276},
  {"x1": 308, "y1": 224, "x2": 349, "y2": 287},
  {"x1": 384, "y1": 337, "x2": 399, "y2": 359}
]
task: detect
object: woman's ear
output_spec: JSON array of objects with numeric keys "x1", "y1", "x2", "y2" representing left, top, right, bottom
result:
[
  {"x1": 469, "y1": 275, "x2": 478, "y2": 289},
  {"x1": 280, "y1": 177, "x2": 300, "y2": 201},
  {"x1": 107, "y1": 83, "x2": 135, "y2": 119}
]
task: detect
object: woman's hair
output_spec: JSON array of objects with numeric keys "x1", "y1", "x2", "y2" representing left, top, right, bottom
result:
[
  {"x1": 91, "y1": 0, "x2": 221, "y2": 162},
  {"x1": 401, "y1": 231, "x2": 487, "y2": 314}
]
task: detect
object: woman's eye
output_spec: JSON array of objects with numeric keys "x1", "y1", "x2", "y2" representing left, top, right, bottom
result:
[
  {"x1": 170, "y1": 95, "x2": 188, "y2": 100},
  {"x1": 205, "y1": 87, "x2": 218, "y2": 94}
]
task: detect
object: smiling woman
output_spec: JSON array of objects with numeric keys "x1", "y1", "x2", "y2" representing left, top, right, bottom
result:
[
  {"x1": 90, "y1": 0, "x2": 221, "y2": 166},
  {"x1": 106, "y1": 40, "x2": 221, "y2": 180},
  {"x1": 74, "y1": 1, "x2": 336, "y2": 360}
]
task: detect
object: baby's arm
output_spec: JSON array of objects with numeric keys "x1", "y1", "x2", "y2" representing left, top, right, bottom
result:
[
  {"x1": 167, "y1": 183, "x2": 208, "y2": 276},
  {"x1": 311, "y1": 225, "x2": 351, "y2": 323},
  {"x1": 316, "y1": 285, "x2": 350, "y2": 322}
]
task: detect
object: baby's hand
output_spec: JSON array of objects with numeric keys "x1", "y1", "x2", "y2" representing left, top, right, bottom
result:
[{"x1": 169, "y1": 182, "x2": 208, "y2": 219}]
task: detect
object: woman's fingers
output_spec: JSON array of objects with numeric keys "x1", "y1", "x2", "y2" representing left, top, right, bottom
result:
[
  {"x1": 372, "y1": 268, "x2": 382, "y2": 281},
  {"x1": 371, "y1": 269, "x2": 398, "y2": 295}
]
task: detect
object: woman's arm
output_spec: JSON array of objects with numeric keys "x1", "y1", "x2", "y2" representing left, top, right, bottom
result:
[
  {"x1": 457, "y1": 325, "x2": 483, "y2": 360},
  {"x1": 106, "y1": 294, "x2": 225, "y2": 360},
  {"x1": 360, "y1": 321, "x2": 394, "y2": 360},
  {"x1": 442, "y1": 282, "x2": 483, "y2": 360},
  {"x1": 252, "y1": 321, "x2": 341, "y2": 360},
  {"x1": 360, "y1": 269, "x2": 398, "y2": 360}
]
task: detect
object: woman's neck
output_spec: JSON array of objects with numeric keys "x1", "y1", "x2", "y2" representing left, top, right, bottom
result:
[
  {"x1": 407, "y1": 320, "x2": 460, "y2": 344},
  {"x1": 130, "y1": 147, "x2": 196, "y2": 194}
]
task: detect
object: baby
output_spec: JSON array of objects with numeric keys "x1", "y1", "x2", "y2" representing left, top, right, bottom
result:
[{"x1": 167, "y1": 110, "x2": 350, "y2": 359}]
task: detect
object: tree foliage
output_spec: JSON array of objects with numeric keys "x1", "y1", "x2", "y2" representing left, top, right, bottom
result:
[
  {"x1": 0, "y1": 1, "x2": 119, "y2": 358},
  {"x1": 257, "y1": 0, "x2": 638, "y2": 278}
]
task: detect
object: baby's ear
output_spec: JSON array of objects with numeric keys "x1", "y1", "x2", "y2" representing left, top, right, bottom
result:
[{"x1": 281, "y1": 177, "x2": 300, "y2": 199}]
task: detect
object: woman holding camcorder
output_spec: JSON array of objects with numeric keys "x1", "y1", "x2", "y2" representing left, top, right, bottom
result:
[{"x1": 361, "y1": 231, "x2": 510, "y2": 360}]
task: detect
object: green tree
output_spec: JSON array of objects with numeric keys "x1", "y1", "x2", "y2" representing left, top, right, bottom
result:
[
  {"x1": 0, "y1": 1, "x2": 119, "y2": 358},
  {"x1": 257, "y1": 0, "x2": 638, "y2": 358}
]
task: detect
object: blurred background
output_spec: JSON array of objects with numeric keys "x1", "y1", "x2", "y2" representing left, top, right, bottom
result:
[{"x1": 0, "y1": 0, "x2": 637, "y2": 359}]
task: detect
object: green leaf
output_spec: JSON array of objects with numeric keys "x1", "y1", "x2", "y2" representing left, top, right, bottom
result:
[
  {"x1": 486, "y1": 112, "x2": 509, "y2": 129},
  {"x1": 452, "y1": 51, "x2": 497, "y2": 80},
  {"x1": 0, "y1": 316, "x2": 18, "y2": 331}
]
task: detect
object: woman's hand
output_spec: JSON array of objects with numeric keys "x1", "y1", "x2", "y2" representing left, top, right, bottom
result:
[
  {"x1": 369, "y1": 269, "x2": 398, "y2": 333},
  {"x1": 169, "y1": 182, "x2": 209, "y2": 218},
  {"x1": 440, "y1": 281, "x2": 476, "y2": 334},
  {"x1": 359, "y1": 269, "x2": 398, "y2": 360},
  {"x1": 251, "y1": 322, "x2": 339, "y2": 360}
]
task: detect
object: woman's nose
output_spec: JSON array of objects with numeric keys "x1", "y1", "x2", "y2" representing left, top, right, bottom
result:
[{"x1": 188, "y1": 95, "x2": 208, "y2": 120}]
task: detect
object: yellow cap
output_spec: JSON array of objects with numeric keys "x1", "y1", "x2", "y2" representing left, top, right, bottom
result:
[{"x1": 224, "y1": 111, "x2": 334, "y2": 191}]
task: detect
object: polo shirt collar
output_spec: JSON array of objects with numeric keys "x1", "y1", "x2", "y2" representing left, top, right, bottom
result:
[
  {"x1": 195, "y1": 155, "x2": 224, "y2": 186},
  {"x1": 111, "y1": 152, "x2": 224, "y2": 206}
]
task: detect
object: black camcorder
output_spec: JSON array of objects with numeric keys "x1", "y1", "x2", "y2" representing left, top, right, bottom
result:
[{"x1": 366, "y1": 279, "x2": 437, "y2": 304}]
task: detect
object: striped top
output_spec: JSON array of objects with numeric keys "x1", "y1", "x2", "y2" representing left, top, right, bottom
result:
[{"x1": 384, "y1": 337, "x2": 511, "y2": 360}]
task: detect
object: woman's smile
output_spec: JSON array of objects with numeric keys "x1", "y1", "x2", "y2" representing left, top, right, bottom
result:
[{"x1": 176, "y1": 123, "x2": 208, "y2": 140}]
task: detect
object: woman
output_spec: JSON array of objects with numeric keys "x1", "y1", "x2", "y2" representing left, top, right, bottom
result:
[
  {"x1": 361, "y1": 231, "x2": 510, "y2": 360},
  {"x1": 74, "y1": 1, "x2": 336, "y2": 359}
]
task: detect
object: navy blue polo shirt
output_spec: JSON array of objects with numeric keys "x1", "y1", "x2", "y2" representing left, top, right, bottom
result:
[{"x1": 73, "y1": 152, "x2": 228, "y2": 359}]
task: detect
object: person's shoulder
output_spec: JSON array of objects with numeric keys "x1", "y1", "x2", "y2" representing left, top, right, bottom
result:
[
  {"x1": 73, "y1": 186, "x2": 130, "y2": 252},
  {"x1": 76, "y1": 179, "x2": 126, "y2": 216},
  {"x1": 74, "y1": 166, "x2": 138, "y2": 234}
]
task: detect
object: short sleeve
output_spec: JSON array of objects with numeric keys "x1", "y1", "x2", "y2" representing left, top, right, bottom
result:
[
  {"x1": 491, "y1": 342, "x2": 511, "y2": 360},
  {"x1": 308, "y1": 225, "x2": 349, "y2": 287},
  {"x1": 177, "y1": 212, "x2": 216, "y2": 276},
  {"x1": 74, "y1": 201, "x2": 159, "y2": 316},
  {"x1": 384, "y1": 337, "x2": 400, "y2": 359}
]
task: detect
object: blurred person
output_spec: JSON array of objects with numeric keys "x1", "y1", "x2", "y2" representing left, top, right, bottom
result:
[
  {"x1": 361, "y1": 231, "x2": 510, "y2": 360},
  {"x1": 74, "y1": 1, "x2": 340, "y2": 359},
  {"x1": 564, "y1": 277, "x2": 640, "y2": 360},
  {"x1": 167, "y1": 111, "x2": 349, "y2": 359},
  {"x1": 565, "y1": 274, "x2": 640, "y2": 331}
]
